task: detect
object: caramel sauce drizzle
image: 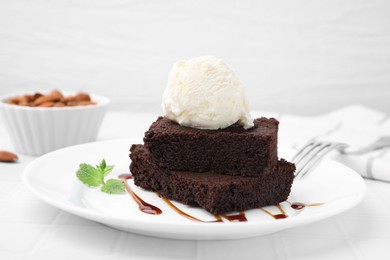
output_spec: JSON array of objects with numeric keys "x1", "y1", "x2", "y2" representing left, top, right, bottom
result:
[
  {"x1": 260, "y1": 204, "x2": 288, "y2": 219},
  {"x1": 159, "y1": 194, "x2": 223, "y2": 223},
  {"x1": 118, "y1": 174, "x2": 162, "y2": 215},
  {"x1": 287, "y1": 201, "x2": 324, "y2": 210},
  {"x1": 222, "y1": 211, "x2": 247, "y2": 222},
  {"x1": 118, "y1": 173, "x2": 323, "y2": 223}
]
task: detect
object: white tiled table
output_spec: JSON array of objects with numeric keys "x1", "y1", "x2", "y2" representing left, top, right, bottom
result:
[{"x1": 1, "y1": 111, "x2": 390, "y2": 260}]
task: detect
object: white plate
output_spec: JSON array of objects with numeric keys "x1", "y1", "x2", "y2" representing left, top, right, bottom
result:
[{"x1": 22, "y1": 138, "x2": 366, "y2": 240}]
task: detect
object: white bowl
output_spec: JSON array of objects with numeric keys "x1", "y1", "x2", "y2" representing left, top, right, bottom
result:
[{"x1": 0, "y1": 91, "x2": 110, "y2": 156}]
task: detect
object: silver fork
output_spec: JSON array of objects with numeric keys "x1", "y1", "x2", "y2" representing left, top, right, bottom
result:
[
  {"x1": 292, "y1": 141, "x2": 348, "y2": 179},
  {"x1": 292, "y1": 136, "x2": 390, "y2": 179},
  {"x1": 339, "y1": 136, "x2": 390, "y2": 155}
]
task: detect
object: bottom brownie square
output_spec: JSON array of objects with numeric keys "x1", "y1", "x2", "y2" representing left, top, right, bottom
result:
[{"x1": 130, "y1": 144, "x2": 295, "y2": 214}]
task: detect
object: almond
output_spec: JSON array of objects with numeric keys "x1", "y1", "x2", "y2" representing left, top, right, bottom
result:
[
  {"x1": 34, "y1": 93, "x2": 61, "y2": 106},
  {"x1": 73, "y1": 93, "x2": 91, "y2": 102},
  {"x1": 0, "y1": 150, "x2": 18, "y2": 163},
  {"x1": 76, "y1": 101, "x2": 95, "y2": 106},
  {"x1": 19, "y1": 95, "x2": 29, "y2": 103},
  {"x1": 66, "y1": 101, "x2": 77, "y2": 106},
  {"x1": 7, "y1": 90, "x2": 96, "y2": 108},
  {"x1": 33, "y1": 93, "x2": 43, "y2": 100},
  {"x1": 18, "y1": 101, "x2": 31, "y2": 106},
  {"x1": 39, "y1": 101, "x2": 55, "y2": 107},
  {"x1": 53, "y1": 102, "x2": 65, "y2": 107},
  {"x1": 25, "y1": 94, "x2": 35, "y2": 102},
  {"x1": 49, "y1": 89, "x2": 64, "y2": 100}
]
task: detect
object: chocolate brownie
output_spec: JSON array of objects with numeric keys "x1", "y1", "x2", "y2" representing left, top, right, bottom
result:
[
  {"x1": 143, "y1": 117, "x2": 279, "y2": 177},
  {"x1": 130, "y1": 145, "x2": 295, "y2": 214}
]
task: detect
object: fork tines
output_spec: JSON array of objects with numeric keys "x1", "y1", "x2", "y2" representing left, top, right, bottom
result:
[{"x1": 292, "y1": 141, "x2": 347, "y2": 179}]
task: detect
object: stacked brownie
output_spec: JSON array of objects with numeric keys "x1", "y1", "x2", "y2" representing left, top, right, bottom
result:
[{"x1": 129, "y1": 116, "x2": 295, "y2": 214}]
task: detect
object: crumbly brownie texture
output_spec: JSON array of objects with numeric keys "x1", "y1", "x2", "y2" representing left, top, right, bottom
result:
[
  {"x1": 143, "y1": 117, "x2": 279, "y2": 177},
  {"x1": 130, "y1": 145, "x2": 295, "y2": 214}
]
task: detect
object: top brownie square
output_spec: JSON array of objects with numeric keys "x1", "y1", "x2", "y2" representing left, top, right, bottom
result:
[{"x1": 143, "y1": 116, "x2": 279, "y2": 177}]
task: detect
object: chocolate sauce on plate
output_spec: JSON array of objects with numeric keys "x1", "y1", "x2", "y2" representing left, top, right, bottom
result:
[
  {"x1": 118, "y1": 174, "x2": 162, "y2": 215},
  {"x1": 118, "y1": 173, "x2": 323, "y2": 222},
  {"x1": 288, "y1": 201, "x2": 324, "y2": 210},
  {"x1": 223, "y1": 211, "x2": 247, "y2": 222},
  {"x1": 260, "y1": 204, "x2": 288, "y2": 219},
  {"x1": 159, "y1": 194, "x2": 222, "y2": 223}
]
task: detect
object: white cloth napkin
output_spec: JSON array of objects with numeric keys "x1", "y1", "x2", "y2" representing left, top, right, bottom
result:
[{"x1": 277, "y1": 105, "x2": 390, "y2": 182}]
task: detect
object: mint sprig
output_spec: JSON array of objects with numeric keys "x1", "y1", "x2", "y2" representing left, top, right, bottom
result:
[
  {"x1": 101, "y1": 179, "x2": 126, "y2": 194},
  {"x1": 76, "y1": 159, "x2": 125, "y2": 194}
]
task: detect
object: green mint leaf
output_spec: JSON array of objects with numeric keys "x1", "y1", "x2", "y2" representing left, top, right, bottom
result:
[
  {"x1": 96, "y1": 159, "x2": 114, "y2": 176},
  {"x1": 102, "y1": 165, "x2": 114, "y2": 176},
  {"x1": 101, "y1": 179, "x2": 125, "y2": 194},
  {"x1": 100, "y1": 159, "x2": 106, "y2": 170},
  {"x1": 76, "y1": 163, "x2": 104, "y2": 187},
  {"x1": 76, "y1": 159, "x2": 118, "y2": 194}
]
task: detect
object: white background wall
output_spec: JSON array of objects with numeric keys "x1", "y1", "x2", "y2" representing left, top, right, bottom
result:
[{"x1": 1, "y1": 0, "x2": 389, "y2": 115}]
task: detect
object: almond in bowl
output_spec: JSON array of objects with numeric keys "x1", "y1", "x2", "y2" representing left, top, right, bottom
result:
[
  {"x1": 6, "y1": 90, "x2": 96, "y2": 107},
  {"x1": 0, "y1": 90, "x2": 110, "y2": 156}
]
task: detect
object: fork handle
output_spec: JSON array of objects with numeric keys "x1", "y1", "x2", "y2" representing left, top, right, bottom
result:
[{"x1": 340, "y1": 136, "x2": 390, "y2": 155}]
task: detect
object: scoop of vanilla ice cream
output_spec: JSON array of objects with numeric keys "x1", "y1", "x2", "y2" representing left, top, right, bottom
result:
[{"x1": 162, "y1": 56, "x2": 254, "y2": 130}]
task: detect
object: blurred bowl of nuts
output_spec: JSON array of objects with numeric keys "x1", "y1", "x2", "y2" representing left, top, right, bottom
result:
[{"x1": 0, "y1": 90, "x2": 110, "y2": 156}]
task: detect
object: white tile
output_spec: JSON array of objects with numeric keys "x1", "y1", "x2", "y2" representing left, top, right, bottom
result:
[
  {"x1": 0, "y1": 166, "x2": 23, "y2": 181},
  {"x1": 0, "y1": 180, "x2": 18, "y2": 200},
  {"x1": 337, "y1": 184, "x2": 390, "y2": 217},
  {"x1": 56, "y1": 211, "x2": 102, "y2": 226},
  {"x1": 118, "y1": 233, "x2": 197, "y2": 259},
  {"x1": 0, "y1": 156, "x2": 34, "y2": 181},
  {"x1": 36, "y1": 225, "x2": 120, "y2": 256},
  {"x1": 281, "y1": 236, "x2": 358, "y2": 260},
  {"x1": 0, "y1": 253, "x2": 25, "y2": 260},
  {"x1": 353, "y1": 238, "x2": 390, "y2": 260},
  {"x1": 0, "y1": 224, "x2": 46, "y2": 252},
  {"x1": 280, "y1": 218, "x2": 342, "y2": 237},
  {"x1": 368, "y1": 181, "x2": 390, "y2": 208},
  {"x1": 198, "y1": 236, "x2": 277, "y2": 260},
  {"x1": 338, "y1": 215, "x2": 390, "y2": 239},
  {"x1": 10, "y1": 183, "x2": 41, "y2": 201},
  {"x1": 0, "y1": 200, "x2": 60, "y2": 224}
]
